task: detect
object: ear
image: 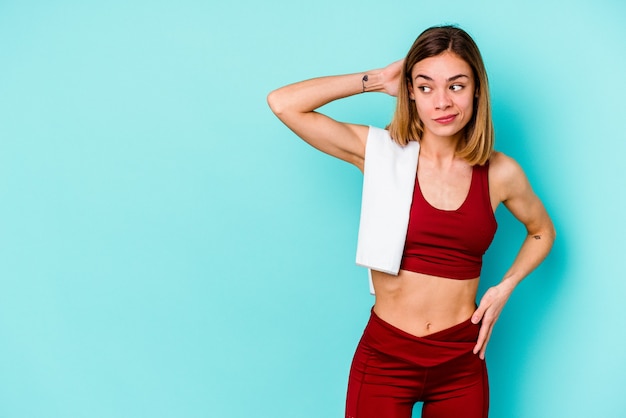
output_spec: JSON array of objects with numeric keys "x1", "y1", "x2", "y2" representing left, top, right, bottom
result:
[{"x1": 408, "y1": 82, "x2": 415, "y2": 101}]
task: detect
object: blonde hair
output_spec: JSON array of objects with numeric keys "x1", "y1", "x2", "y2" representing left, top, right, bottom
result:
[{"x1": 387, "y1": 25, "x2": 494, "y2": 165}]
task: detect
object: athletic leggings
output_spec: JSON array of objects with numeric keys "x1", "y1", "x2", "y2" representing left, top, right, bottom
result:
[{"x1": 346, "y1": 309, "x2": 489, "y2": 418}]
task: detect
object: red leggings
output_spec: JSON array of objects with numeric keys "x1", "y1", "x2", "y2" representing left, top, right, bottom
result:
[{"x1": 346, "y1": 309, "x2": 489, "y2": 418}]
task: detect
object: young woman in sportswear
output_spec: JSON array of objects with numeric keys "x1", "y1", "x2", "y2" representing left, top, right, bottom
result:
[{"x1": 267, "y1": 25, "x2": 555, "y2": 418}]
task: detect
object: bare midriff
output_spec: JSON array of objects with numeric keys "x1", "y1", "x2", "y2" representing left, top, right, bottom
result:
[{"x1": 371, "y1": 269, "x2": 479, "y2": 337}]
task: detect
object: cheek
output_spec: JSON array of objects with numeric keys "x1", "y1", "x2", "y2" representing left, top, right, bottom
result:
[
  {"x1": 414, "y1": 97, "x2": 430, "y2": 118},
  {"x1": 460, "y1": 95, "x2": 475, "y2": 116}
]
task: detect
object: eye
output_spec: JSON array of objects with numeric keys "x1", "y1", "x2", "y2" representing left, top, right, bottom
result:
[
  {"x1": 418, "y1": 86, "x2": 432, "y2": 93},
  {"x1": 450, "y1": 84, "x2": 464, "y2": 92}
]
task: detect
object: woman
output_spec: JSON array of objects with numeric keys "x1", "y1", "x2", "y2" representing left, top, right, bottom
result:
[{"x1": 267, "y1": 25, "x2": 555, "y2": 418}]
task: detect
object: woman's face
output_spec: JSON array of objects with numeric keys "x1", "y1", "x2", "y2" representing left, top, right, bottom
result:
[{"x1": 408, "y1": 51, "x2": 476, "y2": 140}]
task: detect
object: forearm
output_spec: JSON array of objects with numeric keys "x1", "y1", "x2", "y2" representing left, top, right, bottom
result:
[
  {"x1": 267, "y1": 70, "x2": 385, "y2": 116},
  {"x1": 498, "y1": 225, "x2": 556, "y2": 293},
  {"x1": 471, "y1": 220, "x2": 555, "y2": 356},
  {"x1": 266, "y1": 61, "x2": 400, "y2": 167}
]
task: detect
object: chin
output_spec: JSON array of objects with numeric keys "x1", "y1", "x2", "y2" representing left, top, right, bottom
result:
[{"x1": 428, "y1": 125, "x2": 465, "y2": 138}]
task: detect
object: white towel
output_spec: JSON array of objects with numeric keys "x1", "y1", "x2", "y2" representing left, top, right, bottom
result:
[{"x1": 355, "y1": 126, "x2": 420, "y2": 293}]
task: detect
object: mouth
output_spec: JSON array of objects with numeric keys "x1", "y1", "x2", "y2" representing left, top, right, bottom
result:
[{"x1": 434, "y1": 114, "x2": 457, "y2": 125}]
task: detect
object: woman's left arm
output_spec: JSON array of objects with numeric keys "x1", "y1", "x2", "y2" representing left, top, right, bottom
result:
[{"x1": 471, "y1": 152, "x2": 556, "y2": 359}]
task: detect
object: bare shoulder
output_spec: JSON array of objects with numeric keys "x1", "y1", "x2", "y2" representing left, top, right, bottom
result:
[
  {"x1": 489, "y1": 152, "x2": 554, "y2": 236},
  {"x1": 489, "y1": 151, "x2": 524, "y2": 178},
  {"x1": 488, "y1": 151, "x2": 531, "y2": 203}
]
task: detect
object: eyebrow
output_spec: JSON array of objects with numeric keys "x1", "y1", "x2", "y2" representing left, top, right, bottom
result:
[{"x1": 415, "y1": 74, "x2": 470, "y2": 82}]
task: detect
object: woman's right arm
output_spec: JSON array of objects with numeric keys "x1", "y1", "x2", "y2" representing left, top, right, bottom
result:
[{"x1": 267, "y1": 61, "x2": 403, "y2": 172}]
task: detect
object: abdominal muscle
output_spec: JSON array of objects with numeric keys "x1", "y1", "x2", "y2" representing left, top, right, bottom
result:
[{"x1": 371, "y1": 269, "x2": 480, "y2": 337}]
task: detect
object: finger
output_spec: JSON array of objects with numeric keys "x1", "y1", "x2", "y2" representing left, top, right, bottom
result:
[
  {"x1": 472, "y1": 341, "x2": 481, "y2": 356},
  {"x1": 472, "y1": 288, "x2": 497, "y2": 324},
  {"x1": 479, "y1": 327, "x2": 494, "y2": 360},
  {"x1": 473, "y1": 321, "x2": 491, "y2": 355},
  {"x1": 471, "y1": 304, "x2": 486, "y2": 324}
]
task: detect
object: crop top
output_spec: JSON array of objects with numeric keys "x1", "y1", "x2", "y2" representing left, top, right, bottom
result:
[{"x1": 400, "y1": 163, "x2": 497, "y2": 279}]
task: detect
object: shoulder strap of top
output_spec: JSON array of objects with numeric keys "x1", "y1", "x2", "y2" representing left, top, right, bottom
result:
[{"x1": 478, "y1": 161, "x2": 493, "y2": 212}]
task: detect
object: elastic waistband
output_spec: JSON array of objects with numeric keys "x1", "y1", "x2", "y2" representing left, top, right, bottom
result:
[
  {"x1": 368, "y1": 307, "x2": 479, "y2": 343},
  {"x1": 361, "y1": 308, "x2": 480, "y2": 367}
]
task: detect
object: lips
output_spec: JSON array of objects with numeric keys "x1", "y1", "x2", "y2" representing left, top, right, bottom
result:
[{"x1": 434, "y1": 114, "x2": 457, "y2": 124}]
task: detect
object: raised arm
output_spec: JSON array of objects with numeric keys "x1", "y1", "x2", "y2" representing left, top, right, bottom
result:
[
  {"x1": 472, "y1": 152, "x2": 556, "y2": 358},
  {"x1": 266, "y1": 60, "x2": 404, "y2": 171}
]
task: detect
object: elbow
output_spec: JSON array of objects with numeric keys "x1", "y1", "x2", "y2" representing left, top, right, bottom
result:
[
  {"x1": 529, "y1": 218, "x2": 556, "y2": 248},
  {"x1": 266, "y1": 89, "x2": 286, "y2": 117},
  {"x1": 543, "y1": 220, "x2": 557, "y2": 249},
  {"x1": 547, "y1": 215, "x2": 557, "y2": 242}
]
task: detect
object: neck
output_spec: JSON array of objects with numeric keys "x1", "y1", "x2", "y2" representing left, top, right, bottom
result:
[{"x1": 419, "y1": 132, "x2": 463, "y2": 165}]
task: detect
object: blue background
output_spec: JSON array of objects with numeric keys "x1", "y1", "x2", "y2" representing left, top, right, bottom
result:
[{"x1": 1, "y1": 1, "x2": 625, "y2": 417}]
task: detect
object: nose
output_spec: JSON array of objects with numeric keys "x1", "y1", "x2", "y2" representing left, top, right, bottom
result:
[{"x1": 435, "y1": 90, "x2": 452, "y2": 110}]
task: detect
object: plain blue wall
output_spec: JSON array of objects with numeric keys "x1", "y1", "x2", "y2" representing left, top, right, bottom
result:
[{"x1": 1, "y1": 1, "x2": 625, "y2": 417}]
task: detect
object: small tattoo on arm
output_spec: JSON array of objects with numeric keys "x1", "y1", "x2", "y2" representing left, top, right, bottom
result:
[{"x1": 533, "y1": 235, "x2": 542, "y2": 240}]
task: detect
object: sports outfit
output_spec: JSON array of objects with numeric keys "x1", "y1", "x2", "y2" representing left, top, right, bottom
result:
[{"x1": 346, "y1": 129, "x2": 497, "y2": 418}]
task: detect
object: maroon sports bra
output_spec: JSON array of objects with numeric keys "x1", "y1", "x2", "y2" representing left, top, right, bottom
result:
[{"x1": 400, "y1": 163, "x2": 497, "y2": 279}]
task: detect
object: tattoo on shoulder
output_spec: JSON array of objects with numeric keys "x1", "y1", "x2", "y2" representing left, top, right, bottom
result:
[{"x1": 533, "y1": 235, "x2": 542, "y2": 240}]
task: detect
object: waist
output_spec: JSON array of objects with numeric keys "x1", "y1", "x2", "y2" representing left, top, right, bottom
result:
[{"x1": 371, "y1": 269, "x2": 479, "y2": 337}]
